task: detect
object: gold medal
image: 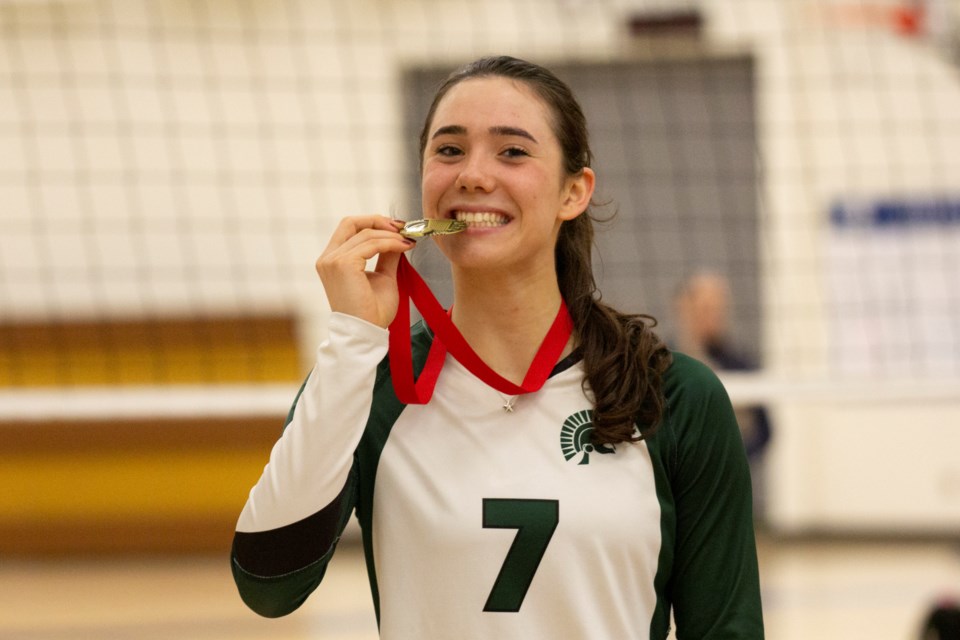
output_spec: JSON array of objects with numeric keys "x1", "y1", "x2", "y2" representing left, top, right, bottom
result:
[{"x1": 399, "y1": 219, "x2": 467, "y2": 238}]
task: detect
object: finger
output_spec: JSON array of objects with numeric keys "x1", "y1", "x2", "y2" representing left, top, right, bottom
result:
[
  {"x1": 317, "y1": 235, "x2": 412, "y2": 277},
  {"x1": 373, "y1": 247, "x2": 404, "y2": 279},
  {"x1": 325, "y1": 215, "x2": 404, "y2": 250},
  {"x1": 326, "y1": 229, "x2": 412, "y2": 264}
]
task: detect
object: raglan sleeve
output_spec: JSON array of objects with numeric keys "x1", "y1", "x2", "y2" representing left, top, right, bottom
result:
[
  {"x1": 669, "y1": 356, "x2": 765, "y2": 639},
  {"x1": 230, "y1": 312, "x2": 389, "y2": 618}
]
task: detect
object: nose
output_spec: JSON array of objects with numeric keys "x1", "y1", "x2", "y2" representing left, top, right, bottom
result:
[{"x1": 454, "y1": 154, "x2": 495, "y2": 193}]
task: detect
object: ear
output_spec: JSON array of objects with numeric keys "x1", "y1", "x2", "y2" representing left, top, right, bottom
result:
[{"x1": 558, "y1": 167, "x2": 596, "y2": 221}]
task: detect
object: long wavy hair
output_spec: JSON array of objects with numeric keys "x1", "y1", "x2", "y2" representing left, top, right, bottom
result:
[{"x1": 418, "y1": 56, "x2": 672, "y2": 443}]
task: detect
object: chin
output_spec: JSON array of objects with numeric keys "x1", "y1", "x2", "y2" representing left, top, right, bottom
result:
[{"x1": 436, "y1": 240, "x2": 506, "y2": 271}]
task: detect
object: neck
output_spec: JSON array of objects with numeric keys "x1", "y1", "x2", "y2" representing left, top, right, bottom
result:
[{"x1": 450, "y1": 264, "x2": 568, "y2": 385}]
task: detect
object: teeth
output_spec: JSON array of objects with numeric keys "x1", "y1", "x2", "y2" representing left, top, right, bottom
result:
[{"x1": 453, "y1": 211, "x2": 509, "y2": 227}]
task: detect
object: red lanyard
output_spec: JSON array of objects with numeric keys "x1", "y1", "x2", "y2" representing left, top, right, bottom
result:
[{"x1": 388, "y1": 255, "x2": 574, "y2": 405}]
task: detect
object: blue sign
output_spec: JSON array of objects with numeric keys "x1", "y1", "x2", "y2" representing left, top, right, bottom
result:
[{"x1": 831, "y1": 198, "x2": 960, "y2": 228}]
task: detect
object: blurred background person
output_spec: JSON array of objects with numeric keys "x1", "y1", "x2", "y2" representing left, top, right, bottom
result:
[{"x1": 673, "y1": 271, "x2": 771, "y2": 517}]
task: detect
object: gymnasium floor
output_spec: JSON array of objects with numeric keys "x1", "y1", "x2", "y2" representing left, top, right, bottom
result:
[{"x1": 2, "y1": 534, "x2": 959, "y2": 639}]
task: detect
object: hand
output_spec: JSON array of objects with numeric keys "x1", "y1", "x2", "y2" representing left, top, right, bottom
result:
[{"x1": 316, "y1": 216, "x2": 414, "y2": 328}]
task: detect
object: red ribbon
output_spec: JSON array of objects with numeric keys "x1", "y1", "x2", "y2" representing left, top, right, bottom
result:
[{"x1": 388, "y1": 255, "x2": 574, "y2": 404}]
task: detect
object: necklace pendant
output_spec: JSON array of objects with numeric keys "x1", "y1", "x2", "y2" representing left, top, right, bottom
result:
[{"x1": 502, "y1": 397, "x2": 516, "y2": 413}]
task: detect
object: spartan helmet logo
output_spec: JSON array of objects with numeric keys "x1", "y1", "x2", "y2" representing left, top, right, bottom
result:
[{"x1": 560, "y1": 410, "x2": 616, "y2": 465}]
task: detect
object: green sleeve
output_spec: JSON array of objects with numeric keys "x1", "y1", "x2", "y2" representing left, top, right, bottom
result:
[
  {"x1": 667, "y1": 354, "x2": 765, "y2": 639},
  {"x1": 231, "y1": 544, "x2": 335, "y2": 618},
  {"x1": 230, "y1": 376, "x2": 361, "y2": 618},
  {"x1": 230, "y1": 462, "x2": 359, "y2": 618}
]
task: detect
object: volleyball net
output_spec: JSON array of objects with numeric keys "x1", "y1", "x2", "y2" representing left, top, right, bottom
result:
[
  {"x1": 1, "y1": 0, "x2": 959, "y2": 405},
  {"x1": 2, "y1": 0, "x2": 960, "y2": 540}
]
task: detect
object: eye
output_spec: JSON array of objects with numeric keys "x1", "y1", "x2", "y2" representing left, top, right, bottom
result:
[
  {"x1": 435, "y1": 144, "x2": 463, "y2": 158},
  {"x1": 501, "y1": 146, "x2": 530, "y2": 159}
]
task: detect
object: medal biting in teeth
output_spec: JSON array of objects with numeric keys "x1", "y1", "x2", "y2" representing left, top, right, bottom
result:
[{"x1": 399, "y1": 219, "x2": 467, "y2": 238}]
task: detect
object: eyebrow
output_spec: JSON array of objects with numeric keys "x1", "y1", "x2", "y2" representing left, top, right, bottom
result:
[{"x1": 431, "y1": 124, "x2": 538, "y2": 143}]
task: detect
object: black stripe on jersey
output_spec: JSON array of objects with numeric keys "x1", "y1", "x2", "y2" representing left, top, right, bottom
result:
[
  {"x1": 232, "y1": 486, "x2": 349, "y2": 577},
  {"x1": 550, "y1": 347, "x2": 582, "y2": 376}
]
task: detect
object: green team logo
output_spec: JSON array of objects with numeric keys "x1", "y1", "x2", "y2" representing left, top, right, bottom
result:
[{"x1": 560, "y1": 410, "x2": 615, "y2": 465}]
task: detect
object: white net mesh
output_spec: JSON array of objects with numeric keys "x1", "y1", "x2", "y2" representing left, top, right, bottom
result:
[
  {"x1": 2, "y1": 0, "x2": 960, "y2": 535},
  {"x1": 3, "y1": 0, "x2": 958, "y2": 386}
]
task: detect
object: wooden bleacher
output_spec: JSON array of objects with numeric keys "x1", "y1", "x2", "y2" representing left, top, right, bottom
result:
[{"x1": 0, "y1": 314, "x2": 303, "y2": 555}]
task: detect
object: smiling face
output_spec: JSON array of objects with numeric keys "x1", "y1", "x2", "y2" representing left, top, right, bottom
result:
[{"x1": 420, "y1": 76, "x2": 594, "y2": 275}]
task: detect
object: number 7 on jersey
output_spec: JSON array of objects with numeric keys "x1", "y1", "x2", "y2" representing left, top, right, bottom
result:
[{"x1": 482, "y1": 498, "x2": 559, "y2": 612}]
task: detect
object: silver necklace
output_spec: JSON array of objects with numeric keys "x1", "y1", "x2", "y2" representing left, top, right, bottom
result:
[{"x1": 497, "y1": 391, "x2": 518, "y2": 413}]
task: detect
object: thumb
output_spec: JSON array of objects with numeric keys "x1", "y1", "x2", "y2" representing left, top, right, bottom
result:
[{"x1": 374, "y1": 250, "x2": 403, "y2": 280}]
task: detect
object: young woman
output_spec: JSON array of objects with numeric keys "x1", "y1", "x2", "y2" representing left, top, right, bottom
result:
[{"x1": 232, "y1": 56, "x2": 764, "y2": 639}]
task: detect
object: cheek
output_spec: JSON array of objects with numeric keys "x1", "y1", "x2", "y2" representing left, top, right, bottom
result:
[
  {"x1": 421, "y1": 166, "x2": 451, "y2": 203},
  {"x1": 521, "y1": 171, "x2": 562, "y2": 217}
]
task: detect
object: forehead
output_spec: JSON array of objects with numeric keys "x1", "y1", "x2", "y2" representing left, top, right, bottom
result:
[{"x1": 430, "y1": 76, "x2": 556, "y2": 137}]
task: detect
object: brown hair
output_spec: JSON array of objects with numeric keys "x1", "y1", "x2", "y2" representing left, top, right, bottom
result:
[{"x1": 418, "y1": 56, "x2": 672, "y2": 443}]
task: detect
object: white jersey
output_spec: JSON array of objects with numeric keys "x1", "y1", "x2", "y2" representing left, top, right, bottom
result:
[{"x1": 232, "y1": 313, "x2": 764, "y2": 639}]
